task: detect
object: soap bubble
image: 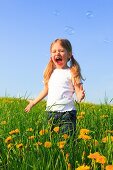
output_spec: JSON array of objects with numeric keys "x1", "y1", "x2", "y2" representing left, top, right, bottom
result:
[
  {"x1": 53, "y1": 10, "x2": 61, "y2": 16},
  {"x1": 86, "y1": 11, "x2": 94, "y2": 19},
  {"x1": 104, "y1": 38, "x2": 111, "y2": 44},
  {"x1": 64, "y1": 26, "x2": 75, "y2": 35}
]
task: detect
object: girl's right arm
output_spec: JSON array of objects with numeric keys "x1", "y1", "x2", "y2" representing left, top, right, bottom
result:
[{"x1": 24, "y1": 84, "x2": 48, "y2": 112}]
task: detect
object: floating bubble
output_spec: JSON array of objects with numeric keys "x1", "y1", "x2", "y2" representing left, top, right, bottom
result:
[
  {"x1": 104, "y1": 38, "x2": 111, "y2": 43},
  {"x1": 53, "y1": 10, "x2": 61, "y2": 16},
  {"x1": 64, "y1": 26, "x2": 75, "y2": 35},
  {"x1": 86, "y1": 11, "x2": 94, "y2": 19}
]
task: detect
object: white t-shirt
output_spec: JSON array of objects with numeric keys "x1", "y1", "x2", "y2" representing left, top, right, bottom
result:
[{"x1": 46, "y1": 68, "x2": 76, "y2": 112}]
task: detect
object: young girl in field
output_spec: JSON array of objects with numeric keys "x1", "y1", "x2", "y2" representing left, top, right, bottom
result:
[{"x1": 25, "y1": 38, "x2": 85, "y2": 135}]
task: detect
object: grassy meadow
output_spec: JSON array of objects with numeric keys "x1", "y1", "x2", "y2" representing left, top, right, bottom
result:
[{"x1": 0, "y1": 97, "x2": 113, "y2": 170}]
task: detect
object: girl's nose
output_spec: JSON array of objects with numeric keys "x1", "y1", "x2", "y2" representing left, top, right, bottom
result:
[{"x1": 56, "y1": 51, "x2": 60, "y2": 55}]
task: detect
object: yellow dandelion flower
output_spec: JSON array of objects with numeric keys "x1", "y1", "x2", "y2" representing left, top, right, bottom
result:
[
  {"x1": 44, "y1": 141, "x2": 52, "y2": 148},
  {"x1": 80, "y1": 111, "x2": 86, "y2": 116},
  {"x1": 88, "y1": 152, "x2": 100, "y2": 159},
  {"x1": 62, "y1": 134, "x2": 69, "y2": 140},
  {"x1": 96, "y1": 155, "x2": 106, "y2": 164},
  {"x1": 28, "y1": 136, "x2": 35, "y2": 140},
  {"x1": 77, "y1": 115, "x2": 84, "y2": 119},
  {"x1": 93, "y1": 139, "x2": 99, "y2": 146},
  {"x1": 5, "y1": 136, "x2": 12, "y2": 143},
  {"x1": 106, "y1": 165, "x2": 113, "y2": 170},
  {"x1": 1, "y1": 121, "x2": 7, "y2": 125},
  {"x1": 39, "y1": 129, "x2": 48, "y2": 135},
  {"x1": 14, "y1": 129, "x2": 20, "y2": 133},
  {"x1": 111, "y1": 136, "x2": 113, "y2": 142},
  {"x1": 78, "y1": 134, "x2": 91, "y2": 140},
  {"x1": 102, "y1": 136, "x2": 108, "y2": 143},
  {"x1": 7, "y1": 143, "x2": 13, "y2": 149},
  {"x1": 57, "y1": 141, "x2": 66, "y2": 149},
  {"x1": 35, "y1": 141, "x2": 42, "y2": 146},
  {"x1": 9, "y1": 130, "x2": 15, "y2": 135},
  {"x1": 27, "y1": 128, "x2": 33, "y2": 132},
  {"x1": 100, "y1": 115, "x2": 108, "y2": 118},
  {"x1": 16, "y1": 143, "x2": 23, "y2": 149},
  {"x1": 9, "y1": 128, "x2": 20, "y2": 135},
  {"x1": 80, "y1": 129, "x2": 90, "y2": 135},
  {"x1": 66, "y1": 153, "x2": 69, "y2": 161},
  {"x1": 67, "y1": 163, "x2": 71, "y2": 170},
  {"x1": 102, "y1": 136, "x2": 113, "y2": 143},
  {"x1": 106, "y1": 130, "x2": 113, "y2": 134},
  {"x1": 53, "y1": 126, "x2": 60, "y2": 133},
  {"x1": 76, "y1": 165, "x2": 90, "y2": 170}
]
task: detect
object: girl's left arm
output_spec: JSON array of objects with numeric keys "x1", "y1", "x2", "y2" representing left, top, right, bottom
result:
[
  {"x1": 24, "y1": 84, "x2": 48, "y2": 112},
  {"x1": 74, "y1": 83, "x2": 85, "y2": 102}
]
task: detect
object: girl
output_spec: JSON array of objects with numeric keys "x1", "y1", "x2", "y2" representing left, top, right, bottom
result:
[{"x1": 25, "y1": 38, "x2": 85, "y2": 135}]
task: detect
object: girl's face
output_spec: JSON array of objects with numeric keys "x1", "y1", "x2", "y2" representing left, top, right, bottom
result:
[{"x1": 51, "y1": 41, "x2": 71, "y2": 69}]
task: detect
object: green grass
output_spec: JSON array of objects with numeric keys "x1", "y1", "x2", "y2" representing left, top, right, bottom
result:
[{"x1": 0, "y1": 97, "x2": 113, "y2": 170}]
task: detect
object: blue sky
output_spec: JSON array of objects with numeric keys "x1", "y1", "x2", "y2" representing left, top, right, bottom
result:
[{"x1": 0, "y1": 0, "x2": 113, "y2": 104}]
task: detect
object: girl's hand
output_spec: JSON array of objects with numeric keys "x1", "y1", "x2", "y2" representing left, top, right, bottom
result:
[
  {"x1": 77, "y1": 89, "x2": 85, "y2": 102},
  {"x1": 76, "y1": 89, "x2": 85, "y2": 102},
  {"x1": 24, "y1": 100, "x2": 34, "y2": 112},
  {"x1": 74, "y1": 83, "x2": 85, "y2": 102}
]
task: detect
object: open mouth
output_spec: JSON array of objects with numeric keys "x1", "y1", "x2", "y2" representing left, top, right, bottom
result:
[{"x1": 55, "y1": 56, "x2": 62, "y2": 63}]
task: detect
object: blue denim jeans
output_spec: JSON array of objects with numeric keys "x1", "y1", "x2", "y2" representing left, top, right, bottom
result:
[{"x1": 47, "y1": 110, "x2": 77, "y2": 135}]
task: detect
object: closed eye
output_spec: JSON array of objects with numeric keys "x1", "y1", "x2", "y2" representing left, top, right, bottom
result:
[
  {"x1": 51, "y1": 50, "x2": 56, "y2": 53},
  {"x1": 51, "y1": 49, "x2": 65, "y2": 53}
]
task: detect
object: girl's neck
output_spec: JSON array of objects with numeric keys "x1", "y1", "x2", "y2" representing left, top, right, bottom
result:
[{"x1": 55, "y1": 65, "x2": 69, "y2": 69}]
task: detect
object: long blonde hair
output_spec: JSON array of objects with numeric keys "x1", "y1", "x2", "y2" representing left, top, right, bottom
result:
[{"x1": 43, "y1": 38, "x2": 84, "y2": 85}]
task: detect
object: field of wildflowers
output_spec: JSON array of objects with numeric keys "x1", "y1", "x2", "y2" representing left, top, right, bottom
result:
[{"x1": 0, "y1": 97, "x2": 113, "y2": 170}]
